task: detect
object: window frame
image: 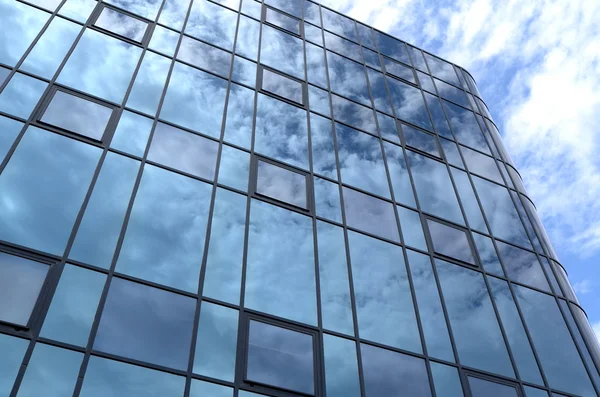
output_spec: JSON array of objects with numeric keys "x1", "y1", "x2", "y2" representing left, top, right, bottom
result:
[
  {"x1": 258, "y1": 64, "x2": 308, "y2": 108},
  {"x1": 237, "y1": 311, "x2": 323, "y2": 397},
  {"x1": 262, "y1": 4, "x2": 304, "y2": 38},
  {"x1": 424, "y1": 216, "x2": 479, "y2": 267},
  {"x1": 90, "y1": 4, "x2": 153, "y2": 46},
  {"x1": 462, "y1": 370, "x2": 524, "y2": 397}
]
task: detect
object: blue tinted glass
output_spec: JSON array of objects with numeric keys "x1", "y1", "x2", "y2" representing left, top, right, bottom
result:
[
  {"x1": 443, "y1": 101, "x2": 490, "y2": 154},
  {"x1": 20, "y1": 17, "x2": 80, "y2": 79},
  {"x1": 194, "y1": 302, "x2": 238, "y2": 381},
  {"x1": 245, "y1": 200, "x2": 317, "y2": 325},
  {"x1": 190, "y1": 380, "x2": 233, "y2": 397},
  {"x1": 331, "y1": 94, "x2": 377, "y2": 134},
  {"x1": 261, "y1": 25, "x2": 304, "y2": 79},
  {"x1": 0, "y1": 73, "x2": 47, "y2": 119},
  {"x1": 0, "y1": 333, "x2": 28, "y2": 396},
  {"x1": 16, "y1": 343, "x2": 82, "y2": 397},
  {"x1": 314, "y1": 177, "x2": 342, "y2": 223},
  {"x1": 0, "y1": 252, "x2": 48, "y2": 326},
  {"x1": 376, "y1": 111, "x2": 400, "y2": 143},
  {"x1": 70, "y1": 152, "x2": 139, "y2": 268},
  {"x1": 323, "y1": 334, "x2": 361, "y2": 397},
  {"x1": 327, "y1": 52, "x2": 370, "y2": 106},
  {"x1": 308, "y1": 85, "x2": 330, "y2": 115},
  {"x1": 218, "y1": 145, "x2": 250, "y2": 191},
  {"x1": 406, "y1": 250, "x2": 454, "y2": 362},
  {"x1": 425, "y1": 54, "x2": 460, "y2": 86},
  {"x1": 435, "y1": 78, "x2": 469, "y2": 107},
  {"x1": 110, "y1": 110, "x2": 153, "y2": 157},
  {"x1": 257, "y1": 160, "x2": 304, "y2": 208},
  {"x1": 186, "y1": 0, "x2": 237, "y2": 50},
  {"x1": 232, "y1": 56, "x2": 257, "y2": 87},
  {"x1": 126, "y1": 51, "x2": 171, "y2": 116},
  {"x1": 306, "y1": 42, "x2": 327, "y2": 88},
  {"x1": 488, "y1": 277, "x2": 543, "y2": 385},
  {"x1": 343, "y1": 187, "x2": 399, "y2": 242},
  {"x1": 467, "y1": 376, "x2": 518, "y2": 397},
  {"x1": 0, "y1": 127, "x2": 101, "y2": 255},
  {"x1": 40, "y1": 265, "x2": 105, "y2": 346},
  {"x1": 305, "y1": 23, "x2": 323, "y2": 46},
  {"x1": 104, "y1": 0, "x2": 160, "y2": 19},
  {"x1": 406, "y1": 150, "x2": 464, "y2": 225},
  {"x1": 310, "y1": 113, "x2": 337, "y2": 180},
  {"x1": 177, "y1": 36, "x2": 232, "y2": 79},
  {"x1": 386, "y1": 78, "x2": 432, "y2": 131},
  {"x1": 236, "y1": 16, "x2": 260, "y2": 61},
  {"x1": 148, "y1": 25, "x2": 179, "y2": 57},
  {"x1": 367, "y1": 68, "x2": 393, "y2": 114},
  {"x1": 363, "y1": 48, "x2": 381, "y2": 70},
  {"x1": 417, "y1": 70, "x2": 436, "y2": 92},
  {"x1": 427, "y1": 219, "x2": 475, "y2": 265},
  {"x1": 402, "y1": 124, "x2": 440, "y2": 157},
  {"x1": 436, "y1": 259, "x2": 514, "y2": 377},
  {"x1": 94, "y1": 278, "x2": 195, "y2": 370},
  {"x1": 80, "y1": 356, "x2": 185, "y2": 397},
  {"x1": 524, "y1": 386, "x2": 550, "y2": 397},
  {"x1": 424, "y1": 93, "x2": 452, "y2": 139},
  {"x1": 349, "y1": 231, "x2": 421, "y2": 352},
  {"x1": 336, "y1": 123, "x2": 390, "y2": 198},
  {"x1": 58, "y1": 0, "x2": 96, "y2": 22},
  {"x1": 158, "y1": 0, "x2": 190, "y2": 30},
  {"x1": 317, "y1": 221, "x2": 354, "y2": 335},
  {"x1": 515, "y1": 285, "x2": 595, "y2": 396},
  {"x1": 357, "y1": 23, "x2": 374, "y2": 47},
  {"x1": 321, "y1": 8, "x2": 356, "y2": 41},
  {"x1": 0, "y1": 116, "x2": 23, "y2": 162},
  {"x1": 304, "y1": 1, "x2": 320, "y2": 25},
  {"x1": 223, "y1": 83, "x2": 254, "y2": 149},
  {"x1": 203, "y1": 188, "x2": 246, "y2": 304},
  {"x1": 563, "y1": 302, "x2": 600, "y2": 389},
  {"x1": 361, "y1": 343, "x2": 431, "y2": 397},
  {"x1": 431, "y1": 363, "x2": 464, "y2": 397},
  {"x1": 496, "y1": 242, "x2": 550, "y2": 291},
  {"x1": 384, "y1": 57, "x2": 416, "y2": 83},
  {"x1": 472, "y1": 233, "x2": 504, "y2": 276},
  {"x1": 0, "y1": 0, "x2": 49, "y2": 66},
  {"x1": 58, "y1": 30, "x2": 142, "y2": 103},
  {"x1": 116, "y1": 165, "x2": 212, "y2": 292},
  {"x1": 450, "y1": 168, "x2": 487, "y2": 233},
  {"x1": 461, "y1": 145, "x2": 501, "y2": 183},
  {"x1": 398, "y1": 207, "x2": 426, "y2": 250},
  {"x1": 161, "y1": 62, "x2": 227, "y2": 138},
  {"x1": 374, "y1": 32, "x2": 410, "y2": 64},
  {"x1": 440, "y1": 138, "x2": 463, "y2": 167},
  {"x1": 255, "y1": 94, "x2": 308, "y2": 169},
  {"x1": 383, "y1": 142, "x2": 416, "y2": 207},
  {"x1": 472, "y1": 175, "x2": 532, "y2": 249}
]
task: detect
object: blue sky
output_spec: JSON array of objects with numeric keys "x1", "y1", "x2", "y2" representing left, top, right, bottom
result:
[{"x1": 319, "y1": 0, "x2": 600, "y2": 340}]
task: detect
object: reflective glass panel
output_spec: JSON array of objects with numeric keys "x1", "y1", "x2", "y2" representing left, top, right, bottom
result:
[
  {"x1": 357, "y1": 23, "x2": 374, "y2": 48},
  {"x1": 262, "y1": 68, "x2": 303, "y2": 104},
  {"x1": 94, "y1": 277, "x2": 195, "y2": 370},
  {"x1": 0, "y1": 0, "x2": 49, "y2": 67},
  {"x1": 376, "y1": 111, "x2": 400, "y2": 143},
  {"x1": 331, "y1": 94, "x2": 377, "y2": 134},
  {"x1": 323, "y1": 31, "x2": 362, "y2": 63},
  {"x1": 177, "y1": 36, "x2": 231, "y2": 79},
  {"x1": 431, "y1": 363, "x2": 464, "y2": 397},
  {"x1": 374, "y1": 32, "x2": 411, "y2": 65},
  {"x1": 126, "y1": 51, "x2": 171, "y2": 116},
  {"x1": 0, "y1": 252, "x2": 48, "y2": 326},
  {"x1": 323, "y1": 334, "x2": 360, "y2": 397},
  {"x1": 190, "y1": 380, "x2": 233, "y2": 397},
  {"x1": 327, "y1": 51, "x2": 370, "y2": 106},
  {"x1": 386, "y1": 77, "x2": 432, "y2": 131},
  {"x1": 443, "y1": 101, "x2": 490, "y2": 153},
  {"x1": 0, "y1": 127, "x2": 101, "y2": 255},
  {"x1": 383, "y1": 142, "x2": 416, "y2": 207},
  {"x1": 265, "y1": 7, "x2": 300, "y2": 35},
  {"x1": 305, "y1": 23, "x2": 323, "y2": 46},
  {"x1": 265, "y1": 0, "x2": 302, "y2": 17},
  {"x1": 349, "y1": 231, "x2": 421, "y2": 351},
  {"x1": 472, "y1": 233, "x2": 504, "y2": 276},
  {"x1": 425, "y1": 54, "x2": 460, "y2": 86},
  {"x1": 308, "y1": 85, "x2": 330, "y2": 115},
  {"x1": 310, "y1": 113, "x2": 337, "y2": 179},
  {"x1": 398, "y1": 207, "x2": 427, "y2": 251},
  {"x1": 304, "y1": 1, "x2": 320, "y2": 25},
  {"x1": 427, "y1": 219, "x2": 475, "y2": 264},
  {"x1": 194, "y1": 302, "x2": 238, "y2": 381},
  {"x1": 247, "y1": 320, "x2": 314, "y2": 394},
  {"x1": 361, "y1": 343, "x2": 431, "y2": 397},
  {"x1": 236, "y1": 16, "x2": 260, "y2": 61},
  {"x1": 95, "y1": 7, "x2": 147, "y2": 42},
  {"x1": 116, "y1": 165, "x2": 212, "y2": 292},
  {"x1": 417, "y1": 70, "x2": 436, "y2": 92},
  {"x1": 321, "y1": 8, "x2": 356, "y2": 41},
  {"x1": 314, "y1": 177, "x2": 342, "y2": 223},
  {"x1": 450, "y1": 168, "x2": 487, "y2": 233},
  {"x1": 256, "y1": 160, "x2": 307, "y2": 209},
  {"x1": 261, "y1": 25, "x2": 304, "y2": 80},
  {"x1": 524, "y1": 386, "x2": 550, "y2": 397},
  {"x1": 40, "y1": 265, "x2": 105, "y2": 346},
  {"x1": 232, "y1": 56, "x2": 257, "y2": 87},
  {"x1": 110, "y1": 110, "x2": 153, "y2": 157},
  {"x1": 223, "y1": 83, "x2": 254, "y2": 149},
  {"x1": 0, "y1": 333, "x2": 28, "y2": 397},
  {"x1": 104, "y1": 0, "x2": 161, "y2": 19},
  {"x1": 245, "y1": 200, "x2": 317, "y2": 325},
  {"x1": 186, "y1": 0, "x2": 237, "y2": 50},
  {"x1": 367, "y1": 68, "x2": 393, "y2": 114},
  {"x1": 148, "y1": 25, "x2": 178, "y2": 57},
  {"x1": 424, "y1": 93, "x2": 452, "y2": 138},
  {"x1": 305, "y1": 43, "x2": 328, "y2": 88},
  {"x1": 0, "y1": 116, "x2": 22, "y2": 163},
  {"x1": 402, "y1": 124, "x2": 440, "y2": 157},
  {"x1": 59, "y1": 0, "x2": 96, "y2": 23},
  {"x1": 435, "y1": 78, "x2": 469, "y2": 107},
  {"x1": 467, "y1": 376, "x2": 518, "y2": 397},
  {"x1": 41, "y1": 91, "x2": 113, "y2": 140},
  {"x1": 461, "y1": 145, "x2": 502, "y2": 183},
  {"x1": 218, "y1": 145, "x2": 250, "y2": 191},
  {"x1": 383, "y1": 57, "x2": 415, "y2": 83},
  {"x1": 343, "y1": 187, "x2": 399, "y2": 242},
  {"x1": 0, "y1": 73, "x2": 47, "y2": 119},
  {"x1": 496, "y1": 242, "x2": 550, "y2": 292}
]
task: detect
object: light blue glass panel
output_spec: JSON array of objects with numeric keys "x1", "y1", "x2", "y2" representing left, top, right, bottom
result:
[
  {"x1": 80, "y1": 356, "x2": 185, "y2": 397},
  {"x1": 0, "y1": 127, "x2": 101, "y2": 255},
  {"x1": 0, "y1": 116, "x2": 23, "y2": 163},
  {"x1": 406, "y1": 250, "x2": 454, "y2": 362},
  {"x1": 158, "y1": 0, "x2": 191, "y2": 30},
  {"x1": 321, "y1": 8, "x2": 356, "y2": 41},
  {"x1": 443, "y1": 100, "x2": 490, "y2": 154},
  {"x1": 203, "y1": 188, "x2": 246, "y2": 304},
  {"x1": 450, "y1": 168, "x2": 487, "y2": 233},
  {"x1": 323, "y1": 334, "x2": 360, "y2": 397},
  {"x1": 177, "y1": 36, "x2": 231, "y2": 79},
  {"x1": 0, "y1": 333, "x2": 28, "y2": 397},
  {"x1": 58, "y1": 30, "x2": 142, "y2": 104},
  {"x1": 343, "y1": 187, "x2": 399, "y2": 242},
  {"x1": 231, "y1": 56, "x2": 256, "y2": 87},
  {"x1": 0, "y1": 0, "x2": 49, "y2": 67},
  {"x1": 398, "y1": 207, "x2": 427, "y2": 251},
  {"x1": 260, "y1": 25, "x2": 304, "y2": 79},
  {"x1": 331, "y1": 94, "x2": 377, "y2": 134},
  {"x1": 524, "y1": 386, "x2": 550, "y2": 397},
  {"x1": 186, "y1": 0, "x2": 237, "y2": 50},
  {"x1": 431, "y1": 362, "x2": 464, "y2": 397},
  {"x1": 161, "y1": 62, "x2": 227, "y2": 138},
  {"x1": 20, "y1": 17, "x2": 80, "y2": 79},
  {"x1": 383, "y1": 142, "x2": 416, "y2": 207},
  {"x1": 245, "y1": 200, "x2": 317, "y2": 325},
  {"x1": 310, "y1": 113, "x2": 337, "y2": 180},
  {"x1": 148, "y1": 25, "x2": 179, "y2": 57},
  {"x1": 70, "y1": 152, "x2": 139, "y2": 268},
  {"x1": 16, "y1": 343, "x2": 82, "y2": 397},
  {"x1": 218, "y1": 145, "x2": 250, "y2": 191},
  {"x1": 314, "y1": 177, "x2": 342, "y2": 223},
  {"x1": 367, "y1": 68, "x2": 393, "y2": 114},
  {"x1": 387, "y1": 77, "x2": 432, "y2": 131},
  {"x1": 126, "y1": 51, "x2": 171, "y2": 116},
  {"x1": 40, "y1": 265, "x2": 105, "y2": 346},
  {"x1": 116, "y1": 165, "x2": 211, "y2": 292},
  {"x1": 104, "y1": 0, "x2": 161, "y2": 20},
  {"x1": 424, "y1": 93, "x2": 452, "y2": 139},
  {"x1": 467, "y1": 376, "x2": 518, "y2": 397},
  {"x1": 377, "y1": 111, "x2": 400, "y2": 143},
  {"x1": 223, "y1": 83, "x2": 254, "y2": 149},
  {"x1": 327, "y1": 51, "x2": 370, "y2": 106},
  {"x1": 472, "y1": 232, "x2": 505, "y2": 276},
  {"x1": 308, "y1": 85, "x2": 330, "y2": 116},
  {"x1": 496, "y1": 242, "x2": 550, "y2": 292},
  {"x1": 440, "y1": 138, "x2": 463, "y2": 167},
  {"x1": 189, "y1": 380, "x2": 232, "y2": 397},
  {"x1": 236, "y1": 15, "x2": 259, "y2": 61},
  {"x1": 317, "y1": 221, "x2": 353, "y2": 335},
  {"x1": 58, "y1": 0, "x2": 96, "y2": 23},
  {"x1": 348, "y1": 231, "x2": 421, "y2": 352},
  {"x1": 194, "y1": 302, "x2": 238, "y2": 381},
  {"x1": 306, "y1": 42, "x2": 327, "y2": 88},
  {"x1": 436, "y1": 259, "x2": 515, "y2": 378},
  {"x1": 109, "y1": 110, "x2": 153, "y2": 157},
  {"x1": 0, "y1": 73, "x2": 47, "y2": 119}
]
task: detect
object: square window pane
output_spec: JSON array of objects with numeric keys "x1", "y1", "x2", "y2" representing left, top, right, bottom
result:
[
  {"x1": 177, "y1": 36, "x2": 232, "y2": 79},
  {"x1": 0, "y1": 73, "x2": 48, "y2": 119},
  {"x1": 427, "y1": 219, "x2": 475, "y2": 265},
  {"x1": 41, "y1": 91, "x2": 113, "y2": 140},
  {"x1": 256, "y1": 160, "x2": 307, "y2": 209},
  {"x1": 265, "y1": 7, "x2": 300, "y2": 35},
  {"x1": 247, "y1": 320, "x2": 315, "y2": 395},
  {"x1": 0, "y1": 252, "x2": 49, "y2": 326},
  {"x1": 262, "y1": 68, "x2": 303, "y2": 104},
  {"x1": 94, "y1": 7, "x2": 147, "y2": 42},
  {"x1": 402, "y1": 124, "x2": 440, "y2": 157},
  {"x1": 343, "y1": 187, "x2": 399, "y2": 242}
]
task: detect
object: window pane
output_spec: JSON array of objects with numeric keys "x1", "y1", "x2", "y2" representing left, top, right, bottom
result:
[
  {"x1": 0, "y1": 127, "x2": 101, "y2": 255},
  {"x1": 440, "y1": 138, "x2": 463, "y2": 167},
  {"x1": 524, "y1": 386, "x2": 550, "y2": 397},
  {"x1": 236, "y1": 16, "x2": 260, "y2": 61},
  {"x1": 496, "y1": 242, "x2": 550, "y2": 291},
  {"x1": 375, "y1": 32, "x2": 411, "y2": 64},
  {"x1": 348, "y1": 231, "x2": 421, "y2": 351},
  {"x1": 116, "y1": 165, "x2": 212, "y2": 292},
  {"x1": 177, "y1": 36, "x2": 231, "y2": 79},
  {"x1": 387, "y1": 76, "x2": 432, "y2": 131},
  {"x1": 245, "y1": 200, "x2": 317, "y2": 325},
  {"x1": 407, "y1": 151, "x2": 464, "y2": 225},
  {"x1": 343, "y1": 187, "x2": 399, "y2": 242},
  {"x1": 367, "y1": 68, "x2": 393, "y2": 114},
  {"x1": 262, "y1": 69, "x2": 303, "y2": 104},
  {"x1": 306, "y1": 42, "x2": 327, "y2": 88},
  {"x1": 424, "y1": 93, "x2": 452, "y2": 138},
  {"x1": 305, "y1": 23, "x2": 323, "y2": 46},
  {"x1": 194, "y1": 302, "x2": 238, "y2": 381},
  {"x1": 0, "y1": 252, "x2": 49, "y2": 326},
  {"x1": 425, "y1": 54, "x2": 460, "y2": 86},
  {"x1": 383, "y1": 142, "x2": 416, "y2": 207},
  {"x1": 80, "y1": 356, "x2": 185, "y2": 397},
  {"x1": 148, "y1": 25, "x2": 178, "y2": 57},
  {"x1": 16, "y1": 343, "x2": 82, "y2": 397},
  {"x1": 58, "y1": 29, "x2": 142, "y2": 104},
  {"x1": 397, "y1": 207, "x2": 427, "y2": 251},
  {"x1": 0, "y1": 116, "x2": 22, "y2": 163},
  {"x1": 265, "y1": 7, "x2": 300, "y2": 35},
  {"x1": 0, "y1": 333, "x2": 28, "y2": 397},
  {"x1": 442, "y1": 101, "x2": 490, "y2": 154},
  {"x1": 436, "y1": 259, "x2": 514, "y2": 377},
  {"x1": 186, "y1": 0, "x2": 237, "y2": 50},
  {"x1": 310, "y1": 113, "x2": 337, "y2": 180},
  {"x1": 0, "y1": 73, "x2": 47, "y2": 119},
  {"x1": 417, "y1": 70, "x2": 436, "y2": 93},
  {"x1": 472, "y1": 233, "x2": 504, "y2": 276},
  {"x1": 94, "y1": 277, "x2": 195, "y2": 370},
  {"x1": 0, "y1": 0, "x2": 49, "y2": 67},
  {"x1": 190, "y1": 380, "x2": 233, "y2": 397},
  {"x1": 256, "y1": 160, "x2": 307, "y2": 209},
  {"x1": 403, "y1": 124, "x2": 440, "y2": 157},
  {"x1": 461, "y1": 145, "x2": 502, "y2": 183},
  {"x1": 314, "y1": 177, "x2": 342, "y2": 223},
  {"x1": 361, "y1": 343, "x2": 431, "y2": 397},
  {"x1": 126, "y1": 51, "x2": 171, "y2": 116},
  {"x1": 435, "y1": 78, "x2": 469, "y2": 107},
  {"x1": 376, "y1": 112, "x2": 400, "y2": 143},
  {"x1": 467, "y1": 376, "x2": 518, "y2": 397},
  {"x1": 260, "y1": 26, "x2": 304, "y2": 79},
  {"x1": 327, "y1": 51, "x2": 370, "y2": 106},
  {"x1": 331, "y1": 94, "x2": 377, "y2": 134},
  {"x1": 203, "y1": 188, "x2": 246, "y2": 304},
  {"x1": 407, "y1": 250, "x2": 454, "y2": 362},
  {"x1": 110, "y1": 110, "x2": 153, "y2": 157},
  {"x1": 322, "y1": 8, "x2": 356, "y2": 41},
  {"x1": 95, "y1": 7, "x2": 147, "y2": 42},
  {"x1": 431, "y1": 363, "x2": 464, "y2": 397},
  {"x1": 41, "y1": 91, "x2": 113, "y2": 140},
  {"x1": 223, "y1": 83, "x2": 254, "y2": 149},
  {"x1": 232, "y1": 56, "x2": 257, "y2": 87},
  {"x1": 218, "y1": 145, "x2": 250, "y2": 191},
  {"x1": 40, "y1": 265, "x2": 105, "y2": 346},
  {"x1": 255, "y1": 94, "x2": 309, "y2": 170},
  {"x1": 427, "y1": 219, "x2": 475, "y2": 264},
  {"x1": 450, "y1": 168, "x2": 487, "y2": 233},
  {"x1": 148, "y1": 122, "x2": 219, "y2": 179},
  {"x1": 317, "y1": 221, "x2": 353, "y2": 335},
  {"x1": 247, "y1": 320, "x2": 314, "y2": 395},
  {"x1": 323, "y1": 334, "x2": 360, "y2": 397},
  {"x1": 384, "y1": 57, "x2": 416, "y2": 83},
  {"x1": 308, "y1": 85, "x2": 330, "y2": 115},
  {"x1": 59, "y1": 0, "x2": 96, "y2": 23}
]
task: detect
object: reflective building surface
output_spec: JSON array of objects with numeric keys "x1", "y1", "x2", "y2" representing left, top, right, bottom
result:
[{"x1": 0, "y1": 0, "x2": 599, "y2": 396}]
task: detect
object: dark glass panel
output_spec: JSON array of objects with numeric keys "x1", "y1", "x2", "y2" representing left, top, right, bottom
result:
[
  {"x1": 190, "y1": 380, "x2": 233, "y2": 397},
  {"x1": 496, "y1": 241, "x2": 550, "y2": 291},
  {"x1": 0, "y1": 116, "x2": 23, "y2": 163},
  {"x1": 467, "y1": 376, "x2": 519, "y2": 397},
  {"x1": 0, "y1": 333, "x2": 28, "y2": 397},
  {"x1": 262, "y1": 69, "x2": 303, "y2": 104},
  {"x1": 387, "y1": 77, "x2": 432, "y2": 131},
  {"x1": 430, "y1": 363, "x2": 464, "y2": 397},
  {"x1": 524, "y1": 386, "x2": 550, "y2": 397},
  {"x1": 343, "y1": 188, "x2": 399, "y2": 242},
  {"x1": 427, "y1": 219, "x2": 475, "y2": 264},
  {"x1": 0, "y1": 73, "x2": 47, "y2": 119},
  {"x1": 95, "y1": 7, "x2": 147, "y2": 42},
  {"x1": 186, "y1": 0, "x2": 237, "y2": 50},
  {"x1": 323, "y1": 334, "x2": 360, "y2": 397}
]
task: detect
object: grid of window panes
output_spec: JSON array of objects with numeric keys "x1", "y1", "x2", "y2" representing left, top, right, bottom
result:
[{"x1": 0, "y1": 0, "x2": 599, "y2": 396}]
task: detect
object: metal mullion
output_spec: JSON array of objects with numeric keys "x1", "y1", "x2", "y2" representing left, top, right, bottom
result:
[
  {"x1": 317, "y1": 5, "x2": 366, "y2": 397},
  {"x1": 67, "y1": 0, "x2": 195, "y2": 395}
]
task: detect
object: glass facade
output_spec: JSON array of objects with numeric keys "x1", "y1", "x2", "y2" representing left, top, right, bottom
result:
[{"x1": 0, "y1": 0, "x2": 599, "y2": 396}]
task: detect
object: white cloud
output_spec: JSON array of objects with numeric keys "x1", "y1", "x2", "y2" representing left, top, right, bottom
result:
[{"x1": 573, "y1": 279, "x2": 593, "y2": 295}]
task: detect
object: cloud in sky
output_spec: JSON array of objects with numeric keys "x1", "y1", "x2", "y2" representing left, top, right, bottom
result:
[{"x1": 573, "y1": 279, "x2": 593, "y2": 295}]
